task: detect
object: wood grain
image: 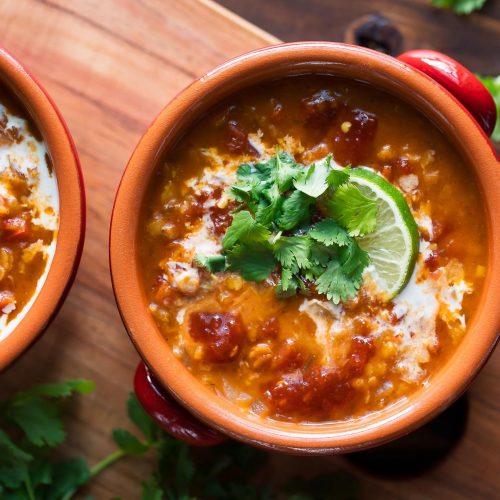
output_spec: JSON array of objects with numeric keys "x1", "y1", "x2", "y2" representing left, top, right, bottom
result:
[{"x1": 0, "y1": 0, "x2": 498, "y2": 498}]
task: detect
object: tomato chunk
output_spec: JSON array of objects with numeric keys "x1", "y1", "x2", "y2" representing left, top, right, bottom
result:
[
  {"x1": 226, "y1": 121, "x2": 257, "y2": 156},
  {"x1": 263, "y1": 335, "x2": 374, "y2": 418},
  {"x1": 301, "y1": 89, "x2": 342, "y2": 128},
  {"x1": 347, "y1": 335, "x2": 375, "y2": 376},
  {"x1": 189, "y1": 312, "x2": 245, "y2": 363}
]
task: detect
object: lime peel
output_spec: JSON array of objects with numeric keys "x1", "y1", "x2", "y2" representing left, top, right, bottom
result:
[{"x1": 349, "y1": 167, "x2": 420, "y2": 299}]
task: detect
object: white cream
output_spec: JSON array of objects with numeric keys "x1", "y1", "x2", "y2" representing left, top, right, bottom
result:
[
  {"x1": 0, "y1": 105, "x2": 59, "y2": 340},
  {"x1": 390, "y1": 266, "x2": 440, "y2": 381},
  {"x1": 179, "y1": 214, "x2": 222, "y2": 258},
  {"x1": 299, "y1": 299, "x2": 344, "y2": 364}
]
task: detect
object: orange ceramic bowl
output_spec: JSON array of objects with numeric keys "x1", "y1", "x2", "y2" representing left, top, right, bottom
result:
[
  {"x1": 0, "y1": 49, "x2": 85, "y2": 369},
  {"x1": 111, "y1": 42, "x2": 499, "y2": 454}
]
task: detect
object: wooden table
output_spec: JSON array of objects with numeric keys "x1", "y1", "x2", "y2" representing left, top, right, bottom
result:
[{"x1": 0, "y1": 1, "x2": 498, "y2": 498}]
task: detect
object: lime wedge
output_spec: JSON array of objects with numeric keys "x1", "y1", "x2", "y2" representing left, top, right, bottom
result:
[{"x1": 349, "y1": 168, "x2": 419, "y2": 299}]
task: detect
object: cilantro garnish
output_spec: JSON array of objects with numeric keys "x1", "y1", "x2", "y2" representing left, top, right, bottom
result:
[
  {"x1": 430, "y1": 0, "x2": 486, "y2": 15},
  {"x1": 196, "y1": 150, "x2": 378, "y2": 304}
]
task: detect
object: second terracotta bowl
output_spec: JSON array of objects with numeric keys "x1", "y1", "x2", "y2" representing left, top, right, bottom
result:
[
  {"x1": 0, "y1": 49, "x2": 85, "y2": 370},
  {"x1": 110, "y1": 42, "x2": 499, "y2": 454}
]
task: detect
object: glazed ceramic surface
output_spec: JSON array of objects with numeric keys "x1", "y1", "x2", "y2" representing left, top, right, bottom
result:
[
  {"x1": 0, "y1": 49, "x2": 85, "y2": 369},
  {"x1": 111, "y1": 42, "x2": 499, "y2": 453}
]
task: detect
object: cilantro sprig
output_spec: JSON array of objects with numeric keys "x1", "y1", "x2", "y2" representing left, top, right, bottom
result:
[
  {"x1": 0, "y1": 379, "x2": 359, "y2": 499},
  {"x1": 196, "y1": 150, "x2": 378, "y2": 304},
  {"x1": 430, "y1": 0, "x2": 486, "y2": 15},
  {"x1": 0, "y1": 379, "x2": 94, "y2": 500}
]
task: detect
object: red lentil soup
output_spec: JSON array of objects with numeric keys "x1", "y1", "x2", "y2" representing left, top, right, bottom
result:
[
  {"x1": 139, "y1": 75, "x2": 486, "y2": 423},
  {"x1": 0, "y1": 88, "x2": 58, "y2": 334}
]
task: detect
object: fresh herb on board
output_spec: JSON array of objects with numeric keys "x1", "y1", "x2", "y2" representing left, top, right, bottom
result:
[
  {"x1": 113, "y1": 394, "x2": 360, "y2": 500},
  {"x1": 477, "y1": 75, "x2": 500, "y2": 142},
  {"x1": 195, "y1": 150, "x2": 378, "y2": 304},
  {"x1": 0, "y1": 381, "x2": 359, "y2": 499},
  {"x1": 430, "y1": 0, "x2": 487, "y2": 15},
  {"x1": 0, "y1": 379, "x2": 94, "y2": 500}
]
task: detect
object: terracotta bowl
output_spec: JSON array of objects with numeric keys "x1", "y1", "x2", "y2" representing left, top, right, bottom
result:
[
  {"x1": 0, "y1": 49, "x2": 85, "y2": 369},
  {"x1": 110, "y1": 42, "x2": 499, "y2": 454}
]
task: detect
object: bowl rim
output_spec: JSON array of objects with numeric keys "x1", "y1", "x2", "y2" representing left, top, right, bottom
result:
[
  {"x1": 0, "y1": 48, "x2": 85, "y2": 369},
  {"x1": 110, "y1": 42, "x2": 500, "y2": 453}
]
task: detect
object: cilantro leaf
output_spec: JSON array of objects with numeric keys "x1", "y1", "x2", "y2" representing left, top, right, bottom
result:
[
  {"x1": 194, "y1": 254, "x2": 227, "y2": 273},
  {"x1": 277, "y1": 190, "x2": 314, "y2": 230},
  {"x1": 141, "y1": 474, "x2": 164, "y2": 500},
  {"x1": 430, "y1": 0, "x2": 486, "y2": 15},
  {"x1": 229, "y1": 163, "x2": 271, "y2": 214},
  {"x1": 45, "y1": 458, "x2": 90, "y2": 500},
  {"x1": 309, "y1": 219, "x2": 351, "y2": 247},
  {"x1": 275, "y1": 149, "x2": 302, "y2": 191},
  {"x1": 228, "y1": 183, "x2": 255, "y2": 204},
  {"x1": 27, "y1": 457, "x2": 53, "y2": 492},
  {"x1": 3, "y1": 396, "x2": 66, "y2": 447},
  {"x1": 255, "y1": 183, "x2": 283, "y2": 226},
  {"x1": 275, "y1": 267, "x2": 300, "y2": 297},
  {"x1": 294, "y1": 161, "x2": 331, "y2": 198},
  {"x1": 328, "y1": 183, "x2": 378, "y2": 237},
  {"x1": 226, "y1": 245, "x2": 276, "y2": 281},
  {"x1": 477, "y1": 75, "x2": 500, "y2": 142},
  {"x1": 175, "y1": 446, "x2": 195, "y2": 497},
  {"x1": 327, "y1": 165, "x2": 350, "y2": 189},
  {"x1": 315, "y1": 260, "x2": 360, "y2": 304},
  {"x1": 113, "y1": 429, "x2": 149, "y2": 454},
  {"x1": 339, "y1": 240, "x2": 370, "y2": 282},
  {"x1": 222, "y1": 211, "x2": 271, "y2": 250},
  {"x1": 0, "y1": 430, "x2": 32, "y2": 462},
  {"x1": 294, "y1": 157, "x2": 349, "y2": 199},
  {"x1": 127, "y1": 393, "x2": 158, "y2": 444},
  {"x1": 16, "y1": 380, "x2": 95, "y2": 399},
  {"x1": 0, "y1": 430, "x2": 32, "y2": 490},
  {"x1": 303, "y1": 263, "x2": 325, "y2": 282},
  {"x1": 1, "y1": 380, "x2": 95, "y2": 449},
  {"x1": 309, "y1": 241, "x2": 336, "y2": 266},
  {"x1": 315, "y1": 239, "x2": 370, "y2": 304},
  {"x1": 236, "y1": 161, "x2": 270, "y2": 183},
  {"x1": 273, "y1": 236, "x2": 311, "y2": 271},
  {"x1": 0, "y1": 462, "x2": 30, "y2": 490}
]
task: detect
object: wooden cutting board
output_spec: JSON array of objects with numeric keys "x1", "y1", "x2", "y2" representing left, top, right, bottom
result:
[{"x1": 0, "y1": 1, "x2": 497, "y2": 498}]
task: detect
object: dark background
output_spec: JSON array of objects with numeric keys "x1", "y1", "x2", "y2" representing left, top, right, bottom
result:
[{"x1": 218, "y1": 0, "x2": 500, "y2": 74}]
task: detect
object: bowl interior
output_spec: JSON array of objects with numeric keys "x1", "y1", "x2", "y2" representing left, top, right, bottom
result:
[{"x1": 111, "y1": 42, "x2": 500, "y2": 453}]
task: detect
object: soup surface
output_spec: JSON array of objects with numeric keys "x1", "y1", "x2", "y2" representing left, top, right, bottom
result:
[
  {"x1": 0, "y1": 90, "x2": 58, "y2": 339},
  {"x1": 140, "y1": 76, "x2": 486, "y2": 423}
]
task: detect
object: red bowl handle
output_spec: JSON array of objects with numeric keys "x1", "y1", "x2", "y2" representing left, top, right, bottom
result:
[
  {"x1": 134, "y1": 362, "x2": 227, "y2": 446},
  {"x1": 397, "y1": 50, "x2": 497, "y2": 137}
]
